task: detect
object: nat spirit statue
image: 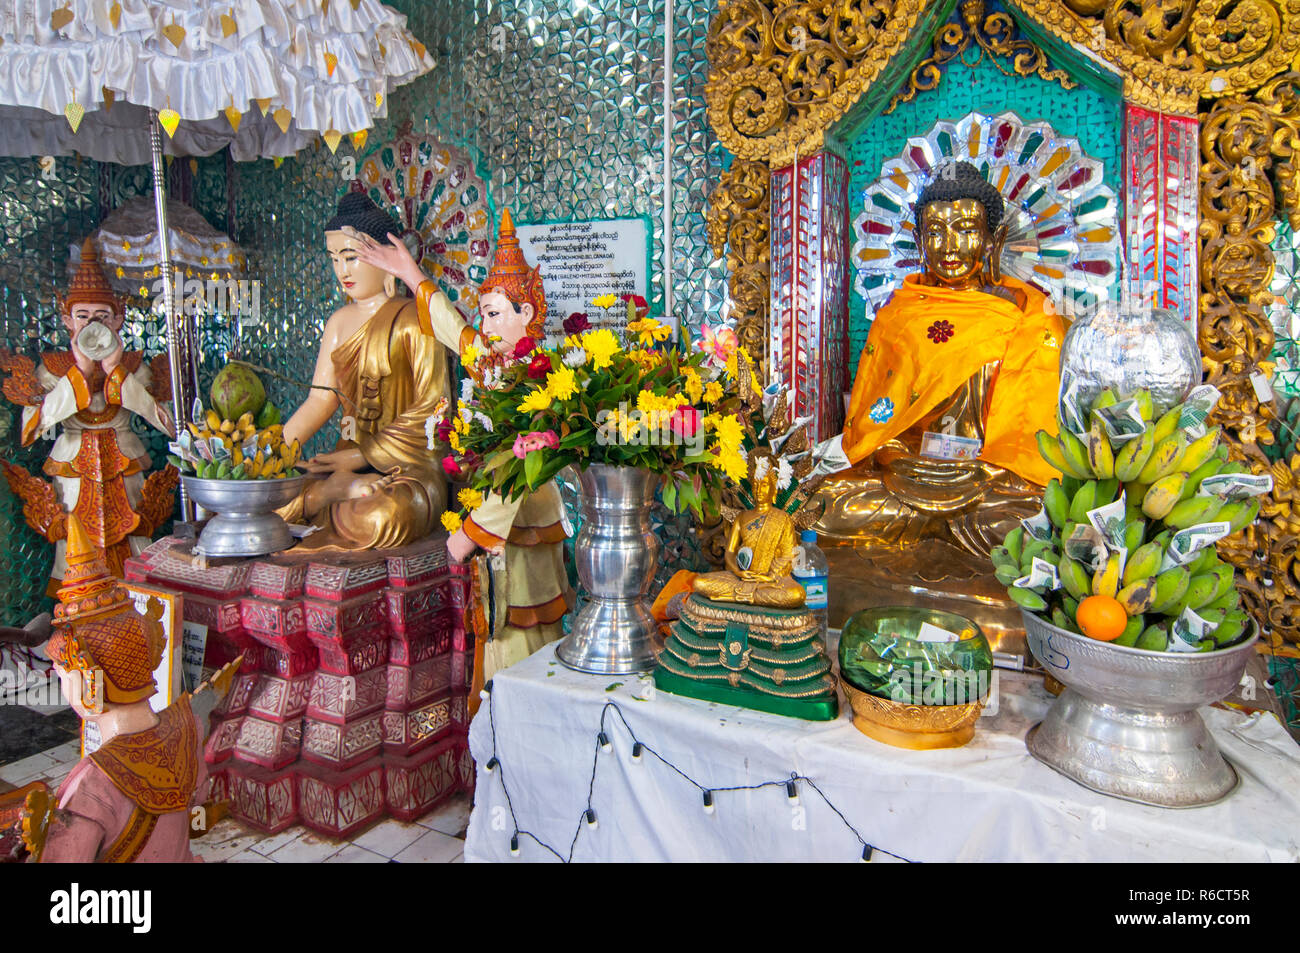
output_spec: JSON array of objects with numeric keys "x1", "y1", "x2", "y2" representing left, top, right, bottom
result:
[
  {"x1": 820, "y1": 162, "x2": 1064, "y2": 651},
  {"x1": 0, "y1": 239, "x2": 177, "y2": 588},
  {"x1": 279, "y1": 192, "x2": 450, "y2": 550},
  {"x1": 354, "y1": 209, "x2": 572, "y2": 691},
  {"x1": 20, "y1": 516, "x2": 208, "y2": 863}
]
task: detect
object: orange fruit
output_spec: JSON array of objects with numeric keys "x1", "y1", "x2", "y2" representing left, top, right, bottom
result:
[{"x1": 1076, "y1": 595, "x2": 1128, "y2": 642}]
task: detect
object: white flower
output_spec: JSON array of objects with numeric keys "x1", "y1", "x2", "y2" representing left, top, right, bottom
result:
[
  {"x1": 474, "y1": 411, "x2": 494, "y2": 432},
  {"x1": 460, "y1": 378, "x2": 474, "y2": 402},
  {"x1": 776, "y1": 457, "x2": 793, "y2": 491},
  {"x1": 753, "y1": 455, "x2": 771, "y2": 483},
  {"x1": 564, "y1": 348, "x2": 587, "y2": 367}
]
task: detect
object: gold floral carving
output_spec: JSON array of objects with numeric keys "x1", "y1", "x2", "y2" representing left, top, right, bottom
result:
[
  {"x1": 889, "y1": 0, "x2": 1076, "y2": 112},
  {"x1": 706, "y1": 158, "x2": 771, "y2": 362},
  {"x1": 1009, "y1": 0, "x2": 1300, "y2": 115},
  {"x1": 706, "y1": 0, "x2": 933, "y2": 166},
  {"x1": 1200, "y1": 73, "x2": 1300, "y2": 647}
]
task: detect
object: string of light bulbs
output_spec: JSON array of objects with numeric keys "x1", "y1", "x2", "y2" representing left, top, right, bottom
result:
[{"x1": 480, "y1": 680, "x2": 917, "y2": 863}]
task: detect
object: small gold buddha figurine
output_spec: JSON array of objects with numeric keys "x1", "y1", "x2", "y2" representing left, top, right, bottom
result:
[
  {"x1": 819, "y1": 162, "x2": 1065, "y2": 653},
  {"x1": 693, "y1": 458, "x2": 807, "y2": 609},
  {"x1": 278, "y1": 192, "x2": 450, "y2": 550}
]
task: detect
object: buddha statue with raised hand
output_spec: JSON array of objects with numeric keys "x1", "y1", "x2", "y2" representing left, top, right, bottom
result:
[
  {"x1": 279, "y1": 192, "x2": 450, "y2": 550},
  {"x1": 819, "y1": 162, "x2": 1064, "y2": 652}
]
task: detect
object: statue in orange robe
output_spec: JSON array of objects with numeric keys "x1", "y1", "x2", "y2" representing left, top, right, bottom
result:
[
  {"x1": 0, "y1": 239, "x2": 177, "y2": 591},
  {"x1": 816, "y1": 162, "x2": 1064, "y2": 652}
]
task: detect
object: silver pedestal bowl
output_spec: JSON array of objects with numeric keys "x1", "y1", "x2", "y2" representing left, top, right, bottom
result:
[
  {"x1": 1022, "y1": 610, "x2": 1257, "y2": 808},
  {"x1": 182, "y1": 475, "x2": 306, "y2": 559}
]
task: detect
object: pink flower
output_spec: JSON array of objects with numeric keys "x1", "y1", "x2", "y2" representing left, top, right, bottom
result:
[
  {"x1": 669, "y1": 405, "x2": 700, "y2": 438},
  {"x1": 436, "y1": 418, "x2": 454, "y2": 442},
  {"x1": 512, "y1": 430, "x2": 560, "y2": 459},
  {"x1": 698, "y1": 323, "x2": 739, "y2": 369},
  {"x1": 441, "y1": 455, "x2": 463, "y2": 478}
]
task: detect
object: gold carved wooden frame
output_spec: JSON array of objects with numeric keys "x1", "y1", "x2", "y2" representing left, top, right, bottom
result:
[{"x1": 704, "y1": 0, "x2": 1300, "y2": 647}]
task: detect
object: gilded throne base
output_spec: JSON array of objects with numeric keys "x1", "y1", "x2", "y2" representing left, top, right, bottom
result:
[{"x1": 815, "y1": 459, "x2": 1041, "y2": 660}]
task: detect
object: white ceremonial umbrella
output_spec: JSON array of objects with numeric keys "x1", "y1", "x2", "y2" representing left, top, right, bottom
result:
[{"x1": 0, "y1": 0, "x2": 435, "y2": 518}]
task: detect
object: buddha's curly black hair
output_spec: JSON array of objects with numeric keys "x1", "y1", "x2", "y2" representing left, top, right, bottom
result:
[{"x1": 912, "y1": 161, "x2": 1004, "y2": 233}]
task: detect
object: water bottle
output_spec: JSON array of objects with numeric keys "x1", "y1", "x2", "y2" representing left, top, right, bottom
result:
[{"x1": 792, "y1": 529, "x2": 829, "y2": 640}]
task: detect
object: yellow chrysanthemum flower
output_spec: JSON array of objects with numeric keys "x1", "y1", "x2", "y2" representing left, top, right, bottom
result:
[
  {"x1": 724, "y1": 344, "x2": 755, "y2": 380},
  {"x1": 592, "y1": 293, "x2": 618, "y2": 308},
  {"x1": 441, "y1": 511, "x2": 463, "y2": 532},
  {"x1": 461, "y1": 343, "x2": 483, "y2": 367},
  {"x1": 684, "y1": 369, "x2": 704, "y2": 404},
  {"x1": 707, "y1": 412, "x2": 745, "y2": 452},
  {"x1": 449, "y1": 430, "x2": 463, "y2": 453},
  {"x1": 457, "y1": 488, "x2": 484, "y2": 511},
  {"x1": 703, "y1": 380, "x2": 724, "y2": 403},
  {"x1": 627, "y1": 348, "x2": 662, "y2": 372},
  {"x1": 453, "y1": 413, "x2": 468, "y2": 435},
  {"x1": 546, "y1": 365, "x2": 578, "y2": 401},
  {"x1": 582, "y1": 328, "x2": 620, "y2": 370},
  {"x1": 710, "y1": 443, "x2": 748, "y2": 484},
  {"x1": 627, "y1": 317, "x2": 671, "y2": 348},
  {"x1": 517, "y1": 387, "x2": 553, "y2": 413}
]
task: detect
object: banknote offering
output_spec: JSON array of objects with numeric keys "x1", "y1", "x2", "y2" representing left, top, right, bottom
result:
[
  {"x1": 1198, "y1": 472, "x2": 1274, "y2": 501},
  {"x1": 1021, "y1": 507, "x2": 1055, "y2": 543},
  {"x1": 1014, "y1": 556, "x2": 1061, "y2": 592},
  {"x1": 1160, "y1": 521, "x2": 1233, "y2": 573},
  {"x1": 1057, "y1": 367, "x2": 1090, "y2": 438},
  {"x1": 1177, "y1": 384, "x2": 1221, "y2": 438},
  {"x1": 1093, "y1": 398, "x2": 1146, "y2": 444},
  {"x1": 1086, "y1": 493, "x2": 1129, "y2": 554},
  {"x1": 1170, "y1": 607, "x2": 1215, "y2": 652},
  {"x1": 1064, "y1": 522, "x2": 1109, "y2": 572}
]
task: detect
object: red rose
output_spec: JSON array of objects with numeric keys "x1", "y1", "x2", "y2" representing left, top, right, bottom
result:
[
  {"x1": 441, "y1": 455, "x2": 463, "y2": 479},
  {"x1": 669, "y1": 405, "x2": 700, "y2": 438},
  {"x1": 527, "y1": 353, "x2": 551, "y2": 379},
  {"x1": 435, "y1": 418, "x2": 454, "y2": 442},
  {"x1": 621, "y1": 294, "x2": 650, "y2": 320},
  {"x1": 563, "y1": 312, "x2": 591, "y2": 335},
  {"x1": 513, "y1": 336, "x2": 537, "y2": 359}
]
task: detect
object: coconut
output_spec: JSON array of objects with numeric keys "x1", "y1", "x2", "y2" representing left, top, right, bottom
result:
[{"x1": 210, "y1": 364, "x2": 266, "y2": 422}]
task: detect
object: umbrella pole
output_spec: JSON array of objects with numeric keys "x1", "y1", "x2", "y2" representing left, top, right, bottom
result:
[{"x1": 150, "y1": 110, "x2": 195, "y2": 522}]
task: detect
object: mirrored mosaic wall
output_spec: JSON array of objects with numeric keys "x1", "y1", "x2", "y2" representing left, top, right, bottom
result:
[
  {"x1": 838, "y1": 55, "x2": 1123, "y2": 379},
  {"x1": 0, "y1": 0, "x2": 725, "y2": 625}
]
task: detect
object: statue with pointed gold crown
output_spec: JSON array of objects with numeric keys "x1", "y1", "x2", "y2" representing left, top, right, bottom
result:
[
  {"x1": 354, "y1": 209, "x2": 573, "y2": 699},
  {"x1": 18, "y1": 516, "x2": 215, "y2": 863},
  {"x1": 0, "y1": 239, "x2": 178, "y2": 590},
  {"x1": 816, "y1": 162, "x2": 1065, "y2": 653},
  {"x1": 278, "y1": 192, "x2": 451, "y2": 550}
]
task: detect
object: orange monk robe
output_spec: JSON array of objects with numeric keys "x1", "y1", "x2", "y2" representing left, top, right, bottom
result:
[{"x1": 843, "y1": 274, "x2": 1064, "y2": 488}]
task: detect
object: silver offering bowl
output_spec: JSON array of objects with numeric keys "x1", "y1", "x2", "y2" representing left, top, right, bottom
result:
[
  {"x1": 182, "y1": 475, "x2": 306, "y2": 559},
  {"x1": 1022, "y1": 610, "x2": 1257, "y2": 808}
]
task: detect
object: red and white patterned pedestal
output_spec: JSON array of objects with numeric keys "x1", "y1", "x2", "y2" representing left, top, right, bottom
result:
[{"x1": 126, "y1": 535, "x2": 473, "y2": 839}]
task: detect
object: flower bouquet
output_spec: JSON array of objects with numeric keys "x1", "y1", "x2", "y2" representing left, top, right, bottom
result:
[{"x1": 437, "y1": 296, "x2": 766, "y2": 531}]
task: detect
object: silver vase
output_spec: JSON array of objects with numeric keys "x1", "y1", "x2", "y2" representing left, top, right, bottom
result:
[
  {"x1": 555, "y1": 464, "x2": 661, "y2": 674},
  {"x1": 1022, "y1": 610, "x2": 1257, "y2": 808}
]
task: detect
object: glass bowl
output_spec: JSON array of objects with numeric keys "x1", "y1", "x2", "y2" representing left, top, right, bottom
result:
[{"x1": 839, "y1": 606, "x2": 992, "y2": 707}]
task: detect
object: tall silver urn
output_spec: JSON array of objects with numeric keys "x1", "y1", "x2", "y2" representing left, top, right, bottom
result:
[{"x1": 555, "y1": 464, "x2": 661, "y2": 674}]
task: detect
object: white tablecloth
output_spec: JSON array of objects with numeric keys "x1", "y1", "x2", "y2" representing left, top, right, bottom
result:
[{"x1": 464, "y1": 645, "x2": 1300, "y2": 862}]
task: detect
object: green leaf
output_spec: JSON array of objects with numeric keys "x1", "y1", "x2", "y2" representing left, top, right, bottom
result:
[
  {"x1": 524, "y1": 449, "x2": 543, "y2": 488},
  {"x1": 662, "y1": 480, "x2": 677, "y2": 511},
  {"x1": 483, "y1": 448, "x2": 516, "y2": 473}
]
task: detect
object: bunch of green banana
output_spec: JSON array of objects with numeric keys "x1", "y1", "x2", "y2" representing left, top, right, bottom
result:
[{"x1": 990, "y1": 525, "x2": 1061, "y2": 613}]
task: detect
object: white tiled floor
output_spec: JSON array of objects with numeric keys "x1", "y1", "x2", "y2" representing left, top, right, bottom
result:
[{"x1": 3, "y1": 739, "x2": 471, "y2": 863}]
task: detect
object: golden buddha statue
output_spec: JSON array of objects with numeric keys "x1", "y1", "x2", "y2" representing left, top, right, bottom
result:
[
  {"x1": 693, "y1": 460, "x2": 806, "y2": 609},
  {"x1": 279, "y1": 192, "x2": 450, "y2": 550},
  {"x1": 818, "y1": 162, "x2": 1064, "y2": 653}
]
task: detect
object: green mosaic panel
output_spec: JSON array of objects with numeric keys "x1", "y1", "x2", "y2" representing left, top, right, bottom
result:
[
  {"x1": 1, "y1": 1, "x2": 724, "y2": 624},
  {"x1": 840, "y1": 55, "x2": 1123, "y2": 379}
]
